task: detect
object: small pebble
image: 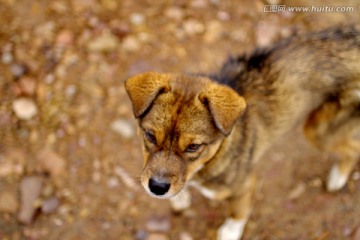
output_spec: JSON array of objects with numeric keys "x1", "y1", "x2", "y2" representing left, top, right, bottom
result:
[
  {"x1": 56, "y1": 29, "x2": 74, "y2": 47},
  {"x1": 65, "y1": 84, "x2": 77, "y2": 97},
  {"x1": 122, "y1": 36, "x2": 141, "y2": 52},
  {"x1": 190, "y1": 0, "x2": 208, "y2": 8},
  {"x1": 11, "y1": 63, "x2": 27, "y2": 78},
  {"x1": 18, "y1": 176, "x2": 44, "y2": 224},
  {"x1": 1, "y1": 51, "x2": 13, "y2": 64},
  {"x1": 217, "y1": 11, "x2": 230, "y2": 21},
  {"x1": 256, "y1": 21, "x2": 279, "y2": 47},
  {"x1": 36, "y1": 149, "x2": 66, "y2": 177},
  {"x1": 183, "y1": 19, "x2": 205, "y2": 36},
  {"x1": 352, "y1": 172, "x2": 360, "y2": 181},
  {"x1": 288, "y1": 183, "x2": 306, "y2": 200},
  {"x1": 107, "y1": 177, "x2": 119, "y2": 188},
  {"x1": 130, "y1": 13, "x2": 145, "y2": 25},
  {"x1": 12, "y1": 98, "x2": 38, "y2": 120},
  {"x1": 17, "y1": 76, "x2": 37, "y2": 96},
  {"x1": 135, "y1": 230, "x2": 148, "y2": 240},
  {"x1": 87, "y1": 31, "x2": 119, "y2": 52},
  {"x1": 145, "y1": 215, "x2": 171, "y2": 232},
  {"x1": 165, "y1": 7, "x2": 184, "y2": 21},
  {"x1": 179, "y1": 232, "x2": 193, "y2": 240},
  {"x1": 41, "y1": 197, "x2": 60, "y2": 214},
  {"x1": 308, "y1": 177, "x2": 323, "y2": 188},
  {"x1": 111, "y1": 119, "x2": 135, "y2": 139}
]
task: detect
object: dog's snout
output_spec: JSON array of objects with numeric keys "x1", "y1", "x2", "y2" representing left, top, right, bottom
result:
[{"x1": 148, "y1": 178, "x2": 171, "y2": 196}]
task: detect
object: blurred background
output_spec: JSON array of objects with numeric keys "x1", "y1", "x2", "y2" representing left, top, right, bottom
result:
[{"x1": 0, "y1": 0, "x2": 360, "y2": 239}]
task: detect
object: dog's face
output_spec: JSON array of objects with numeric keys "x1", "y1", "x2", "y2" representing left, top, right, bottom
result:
[{"x1": 125, "y1": 72, "x2": 246, "y2": 198}]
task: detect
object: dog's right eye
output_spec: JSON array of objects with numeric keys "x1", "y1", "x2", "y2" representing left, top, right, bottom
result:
[{"x1": 145, "y1": 130, "x2": 157, "y2": 144}]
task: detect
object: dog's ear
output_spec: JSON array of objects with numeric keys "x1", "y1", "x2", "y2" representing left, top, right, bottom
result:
[
  {"x1": 199, "y1": 83, "x2": 246, "y2": 135},
  {"x1": 125, "y1": 72, "x2": 171, "y2": 117}
]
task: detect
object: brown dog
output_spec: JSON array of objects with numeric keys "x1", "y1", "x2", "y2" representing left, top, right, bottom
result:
[{"x1": 125, "y1": 25, "x2": 360, "y2": 240}]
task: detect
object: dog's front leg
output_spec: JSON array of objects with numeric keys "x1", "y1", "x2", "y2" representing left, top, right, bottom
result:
[{"x1": 217, "y1": 173, "x2": 257, "y2": 240}]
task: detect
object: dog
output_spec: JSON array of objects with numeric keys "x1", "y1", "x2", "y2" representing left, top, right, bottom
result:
[{"x1": 125, "y1": 24, "x2": 360, "y2": 240}]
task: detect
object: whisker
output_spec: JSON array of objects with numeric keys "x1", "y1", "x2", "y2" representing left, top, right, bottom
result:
[{"x1": 114, "y1": 165, "x2": 140, "y2": 190}]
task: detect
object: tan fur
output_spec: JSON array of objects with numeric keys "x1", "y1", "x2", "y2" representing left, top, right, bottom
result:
[{"x1": 126, "y1": 25, "x2": 360, "y2": 239}]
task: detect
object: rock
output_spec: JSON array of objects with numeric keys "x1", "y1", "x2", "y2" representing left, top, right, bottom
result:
[
  {"x1": 56, "y1": 29, "x2": 74, "y2": 47},
  {"x1": 255, "y1": 21, "x2": 279, "y2": 47},
  {"x1": 308, "y1": 177, "x2": 323, "y2": 188},
  {"x1": 10, "y1": 63, "x2": 28, "y2": 78},
  {"x1": 41, "y1": 197, "x2": 60, "y2": 214},
  {"x1": 165, "y1": 7, "x2": 184, "y2": 21},
  {"x1": 217, "y1": 11, "x2": 230, "y2": 21},
  {"x1": 0, "y1": 191, "x2": 19, "y2": 213},
  {"x1": 145, "y1": 215, "x2": 171, "y2": 232},
  {"x1": 111, "y1": 119, "x2": 135, "y2": 139},
  {"x1": 17, "y1": 77, "x2": 37, "y2": 96},
  {"x1": 183, "y1": 19, "x2": 205, "y2": 36},
  {"x1": 0, "y1": 149, "x2": 25, "y2": 177},
  {"x1": 36, "y1": 149, "x2": 66, "y2": 177},
  {"x1": 122, "y1": 36, "x2": 141, "y2": 52},
  {"x1": 179, "y1": 232, "x2": 193, "y2": 240},
  {"x1": 130, "y1": 13, "x2": 145, "y2": 25},
  {"x1": 87, "y1": 31, "x2": 119, "y2": 52},
  {"x1": 12, "y1": 98, "x2": 38, "y2": 120},
  {"x1": 288, "y1": 183, "x2": 306, "y2": 200},
  {"x1": 135, "y1": 230, "x2": 148, "y2": 240},
  {"x1": 107, "y1": 177, "x2": 119, "y2": 188},
  {"x1": 352, "y1": 171, "x2": 360, "y2": 181},
  {"x1": 1, "y1": 51, "x2": 13, "y2": 64},
  {"x1": 190, "y1": 0, "x2": 208, "y2": 8},
  {"x1": 18, "y1": 176, "x2": 44, "y2": 224},
  {"x1": 65, "y1": 84, "x2": 77, "y2": 97},
  {"x1": 146, "y1": 233, "x2": 169, "y2": 240}
]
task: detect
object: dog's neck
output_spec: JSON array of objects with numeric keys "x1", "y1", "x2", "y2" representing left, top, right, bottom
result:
[{"x1": 192, "y1": 111, "x2": 257, "y2": 187}]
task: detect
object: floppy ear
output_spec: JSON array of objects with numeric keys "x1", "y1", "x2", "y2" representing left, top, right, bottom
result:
[
  {"x1": 199, "y1": 83, "x2": 246, "y2": 135},
  {"x1": 125, "y1": 72, "x2": 171, "y2": 117}
]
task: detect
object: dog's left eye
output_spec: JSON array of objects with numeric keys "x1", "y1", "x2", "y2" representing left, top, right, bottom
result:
[
  {"x1": 145, "y1": 130, "x2": 157, "y2": 144},
  {"x1": 185, "y1": 143, "x2": 202, "y2": 153}
]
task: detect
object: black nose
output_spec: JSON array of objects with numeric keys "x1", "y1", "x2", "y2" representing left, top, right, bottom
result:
[{"x1": 148, "y1": 178, "x2": 171, "y2": 196}]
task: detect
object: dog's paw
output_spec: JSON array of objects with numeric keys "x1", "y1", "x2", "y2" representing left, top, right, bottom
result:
[
  {"x1": 170, "y1": 191, "x2": 191, "y2": 212},
  {"x1": 327, "y1": 164, "x2": 348, "y2": 192},
  {"x1": 217, "y1": 218, "x2": 246, "y2": 240}
]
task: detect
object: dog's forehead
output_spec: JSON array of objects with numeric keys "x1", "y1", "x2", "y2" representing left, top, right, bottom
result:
[
  {"x1": 141, "y1": 76, "x2": 217, "y2": 136},
  {"x1": 169, "y1": 74, "x2": 209, "y2": 98}
]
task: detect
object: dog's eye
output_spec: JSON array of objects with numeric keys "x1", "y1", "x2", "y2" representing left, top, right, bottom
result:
[
  {"x1": 185, "y1": 143, "x2": 202, "y2": 153},
  {"x1": 145, "y1": 130, "x2": 157, "y2": 144}
]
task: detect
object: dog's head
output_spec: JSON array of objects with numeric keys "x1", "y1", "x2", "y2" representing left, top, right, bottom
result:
[{"x1": 125, "y1": 72, "x2": 246, "y2": 198}]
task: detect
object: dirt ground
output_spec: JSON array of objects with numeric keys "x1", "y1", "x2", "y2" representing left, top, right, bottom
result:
[{"x1": 1, "y1": 0, "x2": 360, "y2": 239}]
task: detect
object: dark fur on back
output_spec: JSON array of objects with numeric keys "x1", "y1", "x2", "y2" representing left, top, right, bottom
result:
[{"x1": 216, "y1": 24, "x2": 360, "y2": 96}]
